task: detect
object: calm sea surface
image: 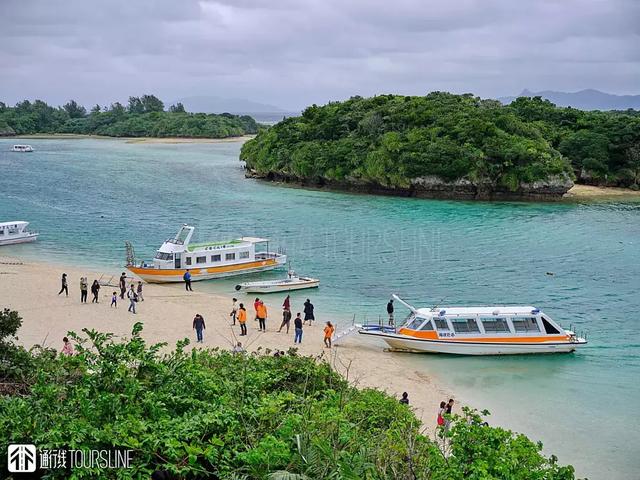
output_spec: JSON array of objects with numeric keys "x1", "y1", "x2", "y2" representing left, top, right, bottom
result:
[{"x1": 1, "y1": 138, "x2": 639, "y2": 479}]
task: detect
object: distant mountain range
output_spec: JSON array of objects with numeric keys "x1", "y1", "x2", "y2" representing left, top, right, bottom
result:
[
  {"x1": 498, "y1": 89, "x2": 640, "y2": 111},
  {"x1": 173, "y1": 96, "x2": 287, "y2": 114}
]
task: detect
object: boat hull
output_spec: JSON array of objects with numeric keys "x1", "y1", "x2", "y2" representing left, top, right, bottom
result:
[
  {"x1": 128, "y1": 259, "x2": 281, "y2": 283},
  {"x1": 359, "y1": 330, "x2": 585, "y2": 355},
  {"x1": 0, "y1": 234, "x2": 38, "y2": 246},
  {"x1": 237, "y1": 279, "x2": 320, "y2": 293}
]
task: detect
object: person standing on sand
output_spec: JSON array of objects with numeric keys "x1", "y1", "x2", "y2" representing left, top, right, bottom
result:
[
  {"x1": 400, "y1": 392, "x2": 409, "y2": 405},
  {"x1": 323, "y1": 321, "x2": 335, "y2": 348},
  {"x1": 193, "y1": 314, "x2": 205, "y2": 343},
  {"x1": 183, "y1": 269, "x2": 193, "y2": 291},
  {"x1": 137, "y1": 281, "x2": 144, "y2": 302},
  {"x1": 237, "y1": 303, "x2": 247, "y2": 336},
  {"x1": 61, "y1": 337, "x2": 74, "y2": 356},
  {"x1": 253, "y1": 298, "x2": 260, "y2": 322},
  {"x1": 127, "y1": 284, "x2": 137, "y2": 314},
  {"x1": 80, "y1": 277, "x2": 88, "y2": 303},
  {"x1": 91, "y1": 280, "x2": 101, "y2": 303},
  {"x1": 256, "y1": 301, "x2": 268, "y2": 332},
  {"x1": 119, "y1": 272, "x2": 127, "y2": 299},
  {"x1": 230, "y1": 298, "x2": 238, "y2": 325},
  {"x1": 437, "y1": 401, "x2": 446, "y2": 428},
  {"x1": 387, "y1": 299, "x2": 394, "y2": 325},
  {"x1": 58, "y1": 273, "x2": 68, "y2": 296},
  {"x1": 303, "y1": 299, "x2": 314, "y2": 325},
  {"x1": 111, "y1": 291, "x2": 118, "y2": 308},
  {"x1": 294, "y1": 312, "x2": 303, "y2": 344},
  {"x1": 279, "y1": 308, "x2": 292, "y2": 333},
  {"x1": 283, "y1": 295, "x2": 290, "y2": 311},
  {"x1": 445, "y1": 398, "x2": 454, "y2": 430}
]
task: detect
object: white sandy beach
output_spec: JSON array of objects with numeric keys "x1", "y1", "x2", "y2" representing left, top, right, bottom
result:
[{"x1": 1, "y1": 256, "x2": 450, "y2": 434}]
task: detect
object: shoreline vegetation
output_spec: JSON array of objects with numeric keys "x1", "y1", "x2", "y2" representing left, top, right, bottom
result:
[
  {"x1": 0, "y1": 94, "x2": 259, "y2": 139},
  {"x1": 240, "y1": 92, "x2": 640, "y2": 201},
  {"x1": 10, "y1": 133, "x2": 257, "y2": 144},
  {"x1": 0, "y1": 257, "x2": 578, "y2": 478}
]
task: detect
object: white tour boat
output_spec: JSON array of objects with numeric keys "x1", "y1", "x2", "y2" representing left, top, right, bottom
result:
[
  {"x1": 126, "y1": 224, "x2": 287, "y2": 283},
  {"x1": 0, "y1": 221, "x2": 39, "y2": 246},
  {"x1": 235, "y1": 272, "x2": 320, "y2": 293},
  {"x1": 358, "y1": 295, "x2": 587, "y2": 355},
  {"x1": 11, "y1": 144, "x2": 34, "y2": 152}
]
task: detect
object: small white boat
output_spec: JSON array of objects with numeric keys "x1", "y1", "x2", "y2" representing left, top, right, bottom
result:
[
  {"x1": 235, "y1": 273, "x2": 319, "y2": 293},
  {"x1": 0, "y1": 221, "x2": 38, "y2": 246},
  {"x1": 11, "y1": 144, "x2": 34, "y2": 152},
  {"x1": 358, "y1": 295, "x2": 587, "y2": 355}
]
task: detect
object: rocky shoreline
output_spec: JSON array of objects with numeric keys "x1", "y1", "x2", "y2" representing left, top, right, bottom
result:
[{"x1": 245, "y1": 170, "x2": 575, "y2": 201}]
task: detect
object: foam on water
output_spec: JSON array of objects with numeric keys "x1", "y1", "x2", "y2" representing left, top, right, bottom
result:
[{"x1": 1, "y1": 138, "x2": 639, "y2": 479}]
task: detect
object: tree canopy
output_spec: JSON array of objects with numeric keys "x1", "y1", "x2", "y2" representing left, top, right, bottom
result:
[
  {"x1": 0, "y1": 95, "x2": 258, "y2": 139},
  {"x1": 241, "y1": 92, "x2": 640, "y2": 191}
]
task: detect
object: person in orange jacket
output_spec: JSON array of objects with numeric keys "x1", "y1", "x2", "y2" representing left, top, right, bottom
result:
[
  {"x1": 323, "y1": 321, "x2": 335, "y2": 348},
  {"x1": 237, "y1": 303, "x2": 247, "y2": 336},
  {"x1": 256, "y1": 301, "x2": 268, "y2": 332}
]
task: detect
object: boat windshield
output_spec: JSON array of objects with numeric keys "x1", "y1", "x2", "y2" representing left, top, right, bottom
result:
[{"x1": 169, "y1": 226, "x2": 192, "y2": 245}]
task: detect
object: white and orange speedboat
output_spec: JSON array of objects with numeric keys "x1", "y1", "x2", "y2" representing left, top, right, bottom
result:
[
  {"x1": 126, "y1": 224, "x2": 286, "y2": 283},
  {"x1": 358, "y1": 295, "x2": 587, "y2": 355}
]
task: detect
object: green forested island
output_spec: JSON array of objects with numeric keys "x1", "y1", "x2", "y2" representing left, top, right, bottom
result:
[
  {"x1": 0, "y1": 94, "x2": 258, "y2": 138},
  {"x1": 1, "y1": 313, "x2": 576, "y2": 479},
  {"x1": 240, "y1": 92, "x2": 640, "y2": 199}
]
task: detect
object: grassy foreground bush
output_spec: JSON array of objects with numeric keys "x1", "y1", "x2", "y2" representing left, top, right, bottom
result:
[{"x1": 0, "y1": 313, "x2": 576, "y2": 479}]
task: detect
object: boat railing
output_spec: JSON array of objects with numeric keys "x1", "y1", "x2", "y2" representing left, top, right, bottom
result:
[{"x1": 351, "y1": 313, "x2": 398, "y2": 334}]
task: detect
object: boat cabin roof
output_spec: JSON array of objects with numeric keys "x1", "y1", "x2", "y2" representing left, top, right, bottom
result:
[
  {"x1": 0, "y1": 221, "x2": 28, "y2": 228},
  {"x1": 415, "y1": 306, "x2": 539, "y2": 317},
  {"x1": 238, "y1": 236, "x2": 269, "y2": 244}
]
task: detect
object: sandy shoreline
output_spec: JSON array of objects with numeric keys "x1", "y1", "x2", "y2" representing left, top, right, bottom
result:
[
  {"x1": 1, "y1": 256, "x2": 449, "y2": 434},
  {"x1": 563, "y1": 184, "x2": 640, "y2": 199},
  {"x1": 12, "y1": 134, "x2": 255, "y2": 144}
]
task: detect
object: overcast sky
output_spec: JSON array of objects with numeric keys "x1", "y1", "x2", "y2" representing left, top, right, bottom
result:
[{"x1": 1, "y1": 0, "x2": 638, "y2": 110}]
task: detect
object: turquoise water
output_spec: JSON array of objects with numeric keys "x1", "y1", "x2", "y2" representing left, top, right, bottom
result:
[{"x1": 2, "y1": 138, "x2": 639, "y2": 479}]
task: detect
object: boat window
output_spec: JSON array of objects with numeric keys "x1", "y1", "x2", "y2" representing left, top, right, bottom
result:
[
  {"x1": 511, "y1": 316, "x2": 540, "y2": 333},
  {"x1": 239, "y1": 251, "x2": 250, "y2": 259},
  {"x1": 541, "y1": 316, "x2": 560, "y2": 334},
  {"x1": 481, "y1": 317, "x2": 510, "y2": 333},
  {"x1": 405, "y1": 315, "x2": 423, "y2": 330},
  {"x1": 419, "y1": 320, "x2": 434, "y2": 331},
  {"x1": 226, "y1": 253, "x2": 236, "y2": 261},
  {"x1": 434, "y1": 318, "x2": 449, "y2": 331},
  {"x1": 185, "y1": 257, "x2": 192, "y2": 266},
  {"x1": 196, "y1": 256, "x2": 207, "y2": 264},
  {"x1": 211, "y1": 254, "x2": 221, "y2": 262},
  {"x1": 154, "y1": 252, "x2": 173, "y2": 261},
  {"x1": 451, "y1": 318, "x2": 480, "y2": 333}
]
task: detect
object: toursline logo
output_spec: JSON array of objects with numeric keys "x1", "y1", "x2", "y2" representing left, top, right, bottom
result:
[{"x1": 7, "y1": 444, "x2": 133, "y2": 473}]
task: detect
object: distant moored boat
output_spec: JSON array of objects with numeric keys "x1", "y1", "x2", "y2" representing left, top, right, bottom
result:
[{"x1": 11, "y1": 144, "x2": 34, "y2": 152}]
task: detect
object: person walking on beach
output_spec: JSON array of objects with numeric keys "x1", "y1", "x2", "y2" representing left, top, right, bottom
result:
[
  {"x1": 127, "y1": 284, "x2": 138, "y2": 314},
  {"x1": 400, "y1": 392, "x2": 409, "y2": 405},
  {"x1": 193, "y1": 314, "x2": 205, "y2": 343},
  {"x1": 437, "y1": 401, "x2": 446, "y2": 428},
  {"x1": 294, "y1": 312, "x2": 303, "y2": 344},
  {"x1": 111, "y1": 291, "x2": 118, "y2": 308},
  {"x1": 278, "y1": 308, "x2": 292, "y2": 333},
  {"x1": 58, "y1": 273, "x2": 68, "y2": 296},
  {"x1": 253, "y1": 298, "x2": 260, "y2": 322},
  {"x1": 91, "y1": 280, "x2": 101, "y2": 303},
  {"x1": 119, "y1": 272, "x2": 127, "y2": 299},
  {"x1": 61, "y1": 337, "x2": 74, "y2": 356},
  {"x1": 183, "y1": 269, "x2": 193, "y2": 291},
  {"x1": 303, "y1": 299, "x2": 314, "y2": 325},
  {"x1": 256, "y1": 301, "x2": 268, "y2": 332},
  {"x1": 387, "y1": 299, "x2": 394, "y2": 325},
  {"x1": 282, "y1": 295, "x2": 290, "y2": 311},
  {"x1": 238, "y1": 303, "x2": 247, "y2": 336},
  {"x1": 80, "y1": 277, "x2": 88, "y2": 303},
  {"x1": 136, "y1": 281, "x2": 144, "y2": 302},
  {"x1": 230, "y1": 297, "x2": 238, "y2": 325},
  {"x1": 323, "y1": 321, "x2": 335, "y2": 348}
]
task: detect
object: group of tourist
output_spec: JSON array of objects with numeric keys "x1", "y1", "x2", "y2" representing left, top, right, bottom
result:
[{"x1": 57, "y1": 272, "x2": 143, "y2": 314}]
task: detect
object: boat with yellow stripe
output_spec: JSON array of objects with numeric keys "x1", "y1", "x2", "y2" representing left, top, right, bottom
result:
[
  {"x1": 126, "y1": 225, "x2": 286, "y2": 283},
  {"x1": 358, "y1": 295, "x2": 587, "y2": 355}
]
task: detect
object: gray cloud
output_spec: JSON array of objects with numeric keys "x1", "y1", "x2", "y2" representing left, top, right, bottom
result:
[{"x1": 1, "y1": 0, "x2": 638, "y2": 110}]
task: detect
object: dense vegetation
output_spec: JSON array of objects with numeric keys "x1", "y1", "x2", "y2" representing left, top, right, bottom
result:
[
  {"x1": 240, "y1": 92, "x2": 640, "y2": 192},
  {"x1": 0, "y1": 310, "x2": 577, "y2": 479},
  {"x1": 0, "y1": 95, "x2": 258, "y2": 138}
]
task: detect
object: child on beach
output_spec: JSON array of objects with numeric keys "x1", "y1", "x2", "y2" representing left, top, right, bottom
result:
[
  {"x1": 323, "y1": 321, "x2": 335, "y2": 348},
  {"x1": 137, "y1": 281, "x2": 144, "y2": 301},
  {"x1": 237, "y1": 303, "x2": 247, "y2": 336},
  {"x1": 111, "y1": 291, "x2": 117, "y2": 308},
  {"x1": 400, "y1": 392, "x2": 409, "y2": 405},
  {"x1": 61, "y1": 337, "x2": 74, "y2": 356}
]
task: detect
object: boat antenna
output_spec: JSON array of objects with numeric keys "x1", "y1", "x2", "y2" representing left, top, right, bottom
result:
[{"x1": 430, "y1": 297, "x2": 446, "y2": 312}]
